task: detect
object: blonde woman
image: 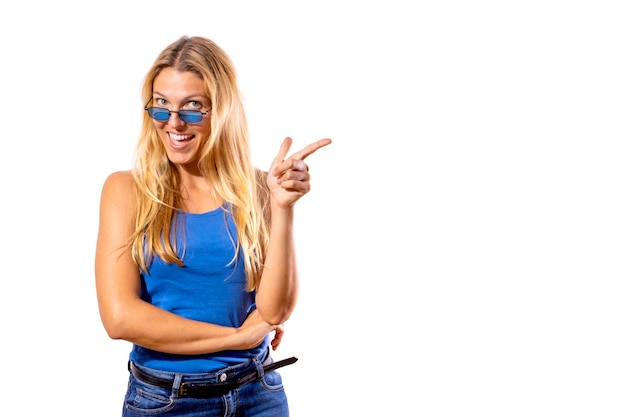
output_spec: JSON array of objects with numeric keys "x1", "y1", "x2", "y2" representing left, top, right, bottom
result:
[{"x1": 95, "y1": 35, "x2": 331, "y2": 416}]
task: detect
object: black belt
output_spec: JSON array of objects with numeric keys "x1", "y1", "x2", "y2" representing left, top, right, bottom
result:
[{"x1": 129, "y1": 356, "x2": 298, "y2": 398}]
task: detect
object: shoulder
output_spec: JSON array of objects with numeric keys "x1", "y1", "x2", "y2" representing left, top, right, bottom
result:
[
  {"x1": 254, "y1": 168, "x2": 271, "y2": 222},
  {"x1": 99, "y1": 170, "x2": 136, "y2": 210},
  {"x1": 101, "y1": 170, "x2": 134, "y2": 193},
  {"x1": 254, "y1": 168, "x2": 269, "y2": 198},
  {"x1": 254, "y1": 167, "x2": 268, "y2": 186},
  {"x1": 103, "y1": 170, "x2": 134, "y2": 184}
]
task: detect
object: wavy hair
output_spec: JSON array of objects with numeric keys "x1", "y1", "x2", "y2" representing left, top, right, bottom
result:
[{"x1": 129, "y1": 36, "x2": 269, "y2": 291}]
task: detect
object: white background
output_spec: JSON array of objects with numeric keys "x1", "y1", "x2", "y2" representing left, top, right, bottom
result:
[{"x1": 1, "y1": 1, "x2": 624, "y2": 416}]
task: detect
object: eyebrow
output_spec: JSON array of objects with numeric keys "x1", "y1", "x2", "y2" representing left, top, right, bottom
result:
[{"x1": 152, "y1": 92, "x2": 210, "y2": 103}]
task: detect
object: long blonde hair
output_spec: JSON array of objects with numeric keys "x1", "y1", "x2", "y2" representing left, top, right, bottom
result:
[{"x1": 129, "y1": 36, "x2": 269, "y2": 291}]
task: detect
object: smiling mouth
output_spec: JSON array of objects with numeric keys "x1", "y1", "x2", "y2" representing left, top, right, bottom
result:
[{"x1": 168, "y1": 132, "x2": 194, "y2": 142}]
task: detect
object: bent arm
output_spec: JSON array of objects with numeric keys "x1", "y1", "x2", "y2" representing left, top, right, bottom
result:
[
  {"x1": 95, "y1": 171, "x2": 273, "y2": 354},
  {"x1": 254, "y1": 138, "x2": 331, "y2": 324}
]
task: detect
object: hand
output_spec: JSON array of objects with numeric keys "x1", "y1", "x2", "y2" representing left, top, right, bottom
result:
[
  {"x1": 237, "y1": 310, "x2": 280, "y2": 350},
  {"x1": 267, "y1": 137, "x2": 332, "y2": 208},
  {"x1": 270, "y1": 323, "x2": 285, "y2": 350}
]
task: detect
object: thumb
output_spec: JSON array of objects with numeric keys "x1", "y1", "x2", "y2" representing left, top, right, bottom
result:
[{"x1": 270, "y1": 137, "x2": 293, "y2": 174}]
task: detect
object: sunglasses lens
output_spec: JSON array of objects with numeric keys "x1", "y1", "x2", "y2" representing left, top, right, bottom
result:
[
  {"x1": 147, "y1": 107, "x2": 170, "y2": 121},
  {"x1": 145, "y1": 107, "x2": 205, "y2": 123},
  {"x1": 179, "y1": 111, "x2": 203, "y2": 123}
]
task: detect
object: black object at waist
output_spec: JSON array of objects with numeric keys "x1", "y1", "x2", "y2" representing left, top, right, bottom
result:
[{"x1": 129, "y1": 356, "x2": 298, "y2": 398}]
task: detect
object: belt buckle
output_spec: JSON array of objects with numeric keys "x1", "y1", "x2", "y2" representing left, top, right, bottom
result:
[
  {"x1": 178, "y1": 381, "x2": 225, "y2": 398},
  {"x1": 179, "y1": 382, "x2": 190, "y2": 397}
]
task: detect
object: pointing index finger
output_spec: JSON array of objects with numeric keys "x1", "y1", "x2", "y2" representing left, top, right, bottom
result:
[{"x1": 290, "y1": 138, "x2": 333, "y2": 161}]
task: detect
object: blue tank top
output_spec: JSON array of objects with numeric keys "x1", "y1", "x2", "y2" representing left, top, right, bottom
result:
[{"x1": 129, "y1": 204, "x2": 268, "y2": 372}]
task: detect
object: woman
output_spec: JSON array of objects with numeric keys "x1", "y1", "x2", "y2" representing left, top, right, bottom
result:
[{"x1": 95, "y1": 35, "x2": 331, "y2": 416}]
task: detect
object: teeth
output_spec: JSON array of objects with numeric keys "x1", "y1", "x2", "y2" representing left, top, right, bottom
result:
[{"x1": 169, "y1": 133, "x2": 192, "y2": 141}]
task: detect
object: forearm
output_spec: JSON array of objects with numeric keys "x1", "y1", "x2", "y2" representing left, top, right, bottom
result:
[
  {"x1": 101, "y1": 298, "x2": 256, "y2": 355},
  {"x1": 255, "y1": 205, "x2": 299, "y2": 325}
]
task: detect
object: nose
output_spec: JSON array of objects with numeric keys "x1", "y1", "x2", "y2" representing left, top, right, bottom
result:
[{"x1": 167, "y1": 111, "x2": 185, "y2": 128}]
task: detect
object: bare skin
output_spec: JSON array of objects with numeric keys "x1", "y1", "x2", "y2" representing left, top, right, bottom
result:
[{"x1": 95, "y1": 68, "x2": 331, "y2": 355}]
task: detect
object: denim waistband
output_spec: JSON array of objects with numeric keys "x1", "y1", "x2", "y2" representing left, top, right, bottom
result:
[
  {"x1": 129, "y1": 347, "x2": 271, "y2": 385},
  {"x1": 128, "y1": 348, "x2": 298, "y2": 398}
]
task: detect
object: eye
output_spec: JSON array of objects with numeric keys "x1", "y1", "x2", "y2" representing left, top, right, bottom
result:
[
  {"x1": 188, "y1": 100, "x2": 203, "y2": 109},
  {"x1": 156, "y1": 98, "x2": 167, "y2": 106}
]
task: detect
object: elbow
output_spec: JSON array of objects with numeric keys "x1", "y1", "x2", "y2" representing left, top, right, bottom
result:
[
  {"x1": 256, "y1": 301, "x2": 296, "y2": 326},
  {"x1": 103, "y1": 323, "x2": 125, "y2": 341},
  {"x1": 99, "y1": 305, "x2": 133, "y2": 341},
  {"x1": 265, "y1": 314, "x2": 291, "y2": 326},
  {"x1": 255, "y1": 283, "x2": 299, "y2": 324}
]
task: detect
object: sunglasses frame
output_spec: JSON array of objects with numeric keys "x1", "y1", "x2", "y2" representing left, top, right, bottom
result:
[{"x1": 144, "y1": 98, "x2": 211, "y2": 124}]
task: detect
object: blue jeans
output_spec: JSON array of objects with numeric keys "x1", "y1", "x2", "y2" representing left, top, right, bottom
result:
[{"x1": 122, "y1": 350, "x2": 290, "y2": 417}]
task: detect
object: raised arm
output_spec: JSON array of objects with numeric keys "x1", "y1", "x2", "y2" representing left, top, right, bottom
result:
[{"x1": 255, "y1": 137, "x2": 332, "y2": 325}]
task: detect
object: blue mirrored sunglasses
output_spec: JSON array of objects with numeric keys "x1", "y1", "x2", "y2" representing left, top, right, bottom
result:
[{"x1": 144, "y1": 100, "x2": 210, "y2": 124}]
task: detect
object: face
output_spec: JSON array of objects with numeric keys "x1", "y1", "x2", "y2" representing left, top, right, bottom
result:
[{"x1": 149, "y1": 68, "x2": 211, "y2": 169}]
